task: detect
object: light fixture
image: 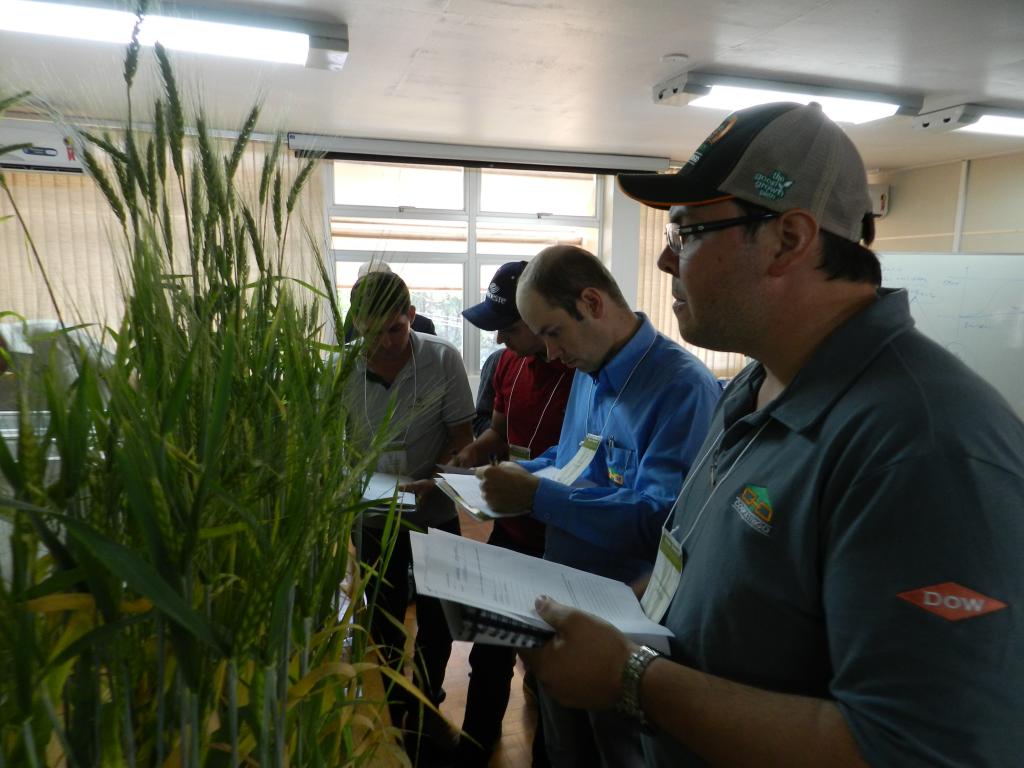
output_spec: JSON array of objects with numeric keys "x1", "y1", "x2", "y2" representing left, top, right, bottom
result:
[
  {"x1": 959, "y1": 115, "x2": 1024, "y2": 137},
  {"x1": 653, "y1": 71, "x2": 920, "y2": 125},
  {"x1": 0, "y1": 0, "x2": 348, "y2": 70},
  {"x1": 913, "y1": 104, "x2": 1024, "y2": 137}
]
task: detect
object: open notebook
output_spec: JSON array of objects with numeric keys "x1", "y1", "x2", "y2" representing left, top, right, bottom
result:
[
  {"x1": 361, "y1": 472, "x2": 416, "y2": 509},
  {"x1": 410, "y1": 528, "x2": 672, "y2": 651}
]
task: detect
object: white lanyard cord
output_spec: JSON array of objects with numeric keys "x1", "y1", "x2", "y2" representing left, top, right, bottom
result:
[
  {"x1": 506, "y1": 357, "x2": 567, "y2": 455},
  {"x1": 363, "y1": 340, "x2": 418, "y2": 445},
  {"x1": 585, "y1": 334, "x2": 658, "y2": 439},
  {"x1": 673, "y1": 420, "x2": 771, "y2": 547}
]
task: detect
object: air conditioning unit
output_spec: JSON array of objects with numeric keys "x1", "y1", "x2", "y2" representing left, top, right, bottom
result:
[{"x1": 0, "y1": 118, "x2": 85, "y2": 174}]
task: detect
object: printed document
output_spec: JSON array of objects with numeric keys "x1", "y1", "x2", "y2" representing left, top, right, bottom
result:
[{"x1": 410, "y1": 527, "x2": 672, "y2": 652}]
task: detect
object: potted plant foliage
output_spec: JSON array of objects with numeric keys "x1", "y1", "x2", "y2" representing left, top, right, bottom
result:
[{"x1": 0, "y1": 13, "x2": 419, "y2": 766}]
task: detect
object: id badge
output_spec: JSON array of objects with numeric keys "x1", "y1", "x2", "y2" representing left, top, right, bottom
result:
[
  {"x1": 640, "y1": 528, "x2": 685, "y2": 623},
  {"x1": 509, "y1": 443, "x2": 531, "y2": 461},
  {"x1": 553, "y1": 433, "x2": 600, "y2": 486},
  {"x1": 377, "y1": 443, "x2": 408, "y2": 476}
]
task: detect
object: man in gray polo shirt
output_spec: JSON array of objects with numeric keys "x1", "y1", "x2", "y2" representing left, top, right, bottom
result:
[
  {"x1": 343, "y1": 271, "x2": 474, "y2": 760},
  {"x1": 521, "y1": 102, "x2": 1024, "y2": 767}
]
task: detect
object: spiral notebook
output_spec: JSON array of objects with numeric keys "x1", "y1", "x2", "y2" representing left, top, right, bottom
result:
[
  {"x1": 440, "y1": 601, "x2": 554, "y2": 648},
  {"x1": 410, "y1": 528, "x2": 672, "y2": 652}
]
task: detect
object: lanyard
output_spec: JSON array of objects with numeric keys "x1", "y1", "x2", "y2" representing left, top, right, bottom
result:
[
  {"x1": 506, "y1": 357, "x2": 567, "y2": 455},
  {"x1": 363, "y1": 341, "x2": 418, "y2": 444},
  {"x1": 666, "y1": 420, "x2": 771, "y2": 547},
  {"x1": 584, "y1": 334, "x2": 658, "y2": 441}
]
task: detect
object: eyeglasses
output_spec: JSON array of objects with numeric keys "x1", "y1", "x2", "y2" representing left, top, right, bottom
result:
[{"x1": 664, "y1": 212, "x2": 779, "y2": 255}]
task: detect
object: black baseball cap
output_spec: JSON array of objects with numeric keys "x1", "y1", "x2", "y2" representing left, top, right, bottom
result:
[
  {"x1": 462, "y1": 261, "x2": 528, "y2": 331},
  {"x1": 617, "y1": 102, "x2": 874, "y2": 243}
]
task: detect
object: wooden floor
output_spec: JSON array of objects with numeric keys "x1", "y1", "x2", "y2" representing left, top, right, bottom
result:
[{"x1": 404, "y1": 510, "x2": 539, "y2": 768}]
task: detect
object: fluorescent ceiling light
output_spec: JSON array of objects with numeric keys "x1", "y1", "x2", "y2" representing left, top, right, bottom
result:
[
  {"x1": 691, "y1": 85, "x2": 900, "y2": 125},
  {"x1": 0, "y1": 0, "x2": 346, "y2": 68},
  {"x1": 957, "y1": 114, "x2": 1024, "y2": 137}
]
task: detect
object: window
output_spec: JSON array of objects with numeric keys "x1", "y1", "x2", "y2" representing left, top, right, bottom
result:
[
  {"x1": 333, "y1": 161, "x2": 464, "y2": 209},
  {"x1": 331, "y1": 218, "x2": 468, "y2": 253},
  {"x1": 336, "y1": 261, "x2": 464, "y2": 349},
  {"x1": 331, "y1": 161, "x2": 604, "y2": 373},
  {"x1": 480, "y1": 168, "x2": 596, "y2": 217}
]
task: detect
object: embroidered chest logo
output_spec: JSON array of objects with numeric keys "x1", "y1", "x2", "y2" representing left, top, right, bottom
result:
[
  {"x1": 732, "y1": 484, "x2": 773, "y2": 536},
  {"x1": 753, "y1": 170, "x2": 793, "y2": 201},
  {"x1": 897, "y1": 582, "x2": 1007, "y2": 622}
]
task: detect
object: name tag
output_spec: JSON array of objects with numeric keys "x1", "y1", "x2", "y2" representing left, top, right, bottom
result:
[
  {"x1": 553, "y1": 433, "x2": 600, "y2": 486},
  {"x1": 641, "y1": 528, "x2": 685, "y2": 623},
  {"x1": 377, "y1": 443, "x2": 408, "y2": 476},
  {"x1": 509, "y1": 443, "x2": 531, "y2": 461}
]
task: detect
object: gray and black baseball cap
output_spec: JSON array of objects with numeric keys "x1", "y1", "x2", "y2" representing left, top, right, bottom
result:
[{"x1": 617, "y1": 102, "x2": 874, "y2": 243}]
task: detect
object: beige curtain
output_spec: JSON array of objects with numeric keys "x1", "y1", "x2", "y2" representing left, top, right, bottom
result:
[
  {"x1": 635, "y1": 204, "x2": 747, "y2": 379},
  {"x1": 0, "y1": 134, "x2": 326, "y2": 335}
]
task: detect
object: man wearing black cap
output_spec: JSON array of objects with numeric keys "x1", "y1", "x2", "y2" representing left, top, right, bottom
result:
[
  {"x1": 451, "y1": 260, "x2": 572, "y2": 767},
  {"x1": 521, "y1": 102, "x2": 1024, "y2": 767}
]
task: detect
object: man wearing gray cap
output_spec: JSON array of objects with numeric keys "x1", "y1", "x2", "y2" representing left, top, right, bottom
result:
[{"x1": 522, "y1": 102, "x2": 1024, "y2": 767}]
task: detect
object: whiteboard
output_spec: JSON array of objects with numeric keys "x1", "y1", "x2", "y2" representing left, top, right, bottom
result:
[{"x1": 880, "y1": 252, "x2": 1024, "y2": 418}]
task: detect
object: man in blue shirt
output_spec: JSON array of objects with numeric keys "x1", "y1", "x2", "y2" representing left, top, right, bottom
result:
[{"x1": 478, "y1": 244, "x2": 721, "y2": 767}]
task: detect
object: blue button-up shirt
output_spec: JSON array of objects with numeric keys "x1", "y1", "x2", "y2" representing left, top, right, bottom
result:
[{"x1": 521, "y1": 313, "x2": 721, "y2": 583}]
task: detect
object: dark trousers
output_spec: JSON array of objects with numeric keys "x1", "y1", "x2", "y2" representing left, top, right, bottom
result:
[
  {"x1": 360, "y1": 515, "x2": 461, "y2": 730},
  {"x1": 457, "y1": 523, "x2": 549, "y2": 767}
]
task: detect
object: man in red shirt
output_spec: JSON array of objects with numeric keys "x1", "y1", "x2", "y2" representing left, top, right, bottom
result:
[{"x1": 452, "y1": 260, "x2": 573, "y2": 766}]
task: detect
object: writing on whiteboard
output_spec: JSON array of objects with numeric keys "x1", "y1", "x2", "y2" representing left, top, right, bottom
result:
[{"x1": 881, "y1": 253, "x2": 1024, "y2": 418}]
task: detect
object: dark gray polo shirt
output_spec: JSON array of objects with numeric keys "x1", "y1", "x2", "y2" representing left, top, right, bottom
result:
[{"x1": 645, "y1": 288, "x2": 1024, "y2": 767}]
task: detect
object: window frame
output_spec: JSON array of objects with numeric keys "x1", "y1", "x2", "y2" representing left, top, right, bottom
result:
[{"x1": 328, "y1": 162, "x2": 605, "y2": 373}]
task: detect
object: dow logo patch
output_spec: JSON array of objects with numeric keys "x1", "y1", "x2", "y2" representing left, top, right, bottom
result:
[
  {"x1": 897, "y1": 582, "x2": 1007, "y2": 622},
  {"x1": 753, "y1": 170, "x2": 794, "y2": 201},
  {"x1": 732, "y1": 484, "x2": 773, "y2": 536}
]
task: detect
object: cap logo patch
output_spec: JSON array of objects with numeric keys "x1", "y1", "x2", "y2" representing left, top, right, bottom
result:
[
  {"x1": 486, "y1": 282, "x2": 507, "y2": 304},
  {"x1": 686, "y1": 115, "x2": 737, "y2": 168},
  {"x1": 753, "y1": 170, "x2": 794, "y2": 201},
  {"x1": 706, "y1": 115, "x2": 737, "y2": 146},
  {"x1": 897, "y1": 582, "x2": 1007, "y2": 622}
]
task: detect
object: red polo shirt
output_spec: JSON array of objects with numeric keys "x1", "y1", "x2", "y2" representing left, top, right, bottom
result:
[{"x1": 491, "y1": 349, "x2": 573, "y2": 552}]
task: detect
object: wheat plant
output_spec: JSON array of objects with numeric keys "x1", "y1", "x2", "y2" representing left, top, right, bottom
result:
[{"x1": 0, "y1": 15, "x2": 416, "y2": 767}]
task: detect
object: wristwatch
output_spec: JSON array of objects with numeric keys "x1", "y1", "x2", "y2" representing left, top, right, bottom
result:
[{"x1": 615, "y1": 644, "x2": 660, "y2": 724}]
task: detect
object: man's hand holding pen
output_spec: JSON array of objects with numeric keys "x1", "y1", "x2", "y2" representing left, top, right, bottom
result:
[{"x1": 475, "y1": 460, "x2": 540, "y2": 513}]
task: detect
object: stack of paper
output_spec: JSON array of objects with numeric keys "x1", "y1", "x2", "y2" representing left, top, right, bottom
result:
[{"x1": 410, "y1": 528, "x2": 673, "y2": 651}]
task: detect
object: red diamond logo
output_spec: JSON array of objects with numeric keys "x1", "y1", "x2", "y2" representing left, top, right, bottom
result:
[{"x1": 897, "y1": 582, "x2": 1007, "y2": 622}]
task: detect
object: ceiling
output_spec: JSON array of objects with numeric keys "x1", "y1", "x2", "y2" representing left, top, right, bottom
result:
[{"x1": 2, "y1": 0, "x2": 1024, "y2": 172}]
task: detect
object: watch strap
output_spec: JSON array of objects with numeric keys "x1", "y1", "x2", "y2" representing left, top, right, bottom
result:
[{"x1": 615, "y1": 644, "x2": 660, "y2": 724}]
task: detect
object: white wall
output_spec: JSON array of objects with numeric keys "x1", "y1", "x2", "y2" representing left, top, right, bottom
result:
[{"x1": 874, "y1": 149, "x2": 1024, "y2": 255}]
